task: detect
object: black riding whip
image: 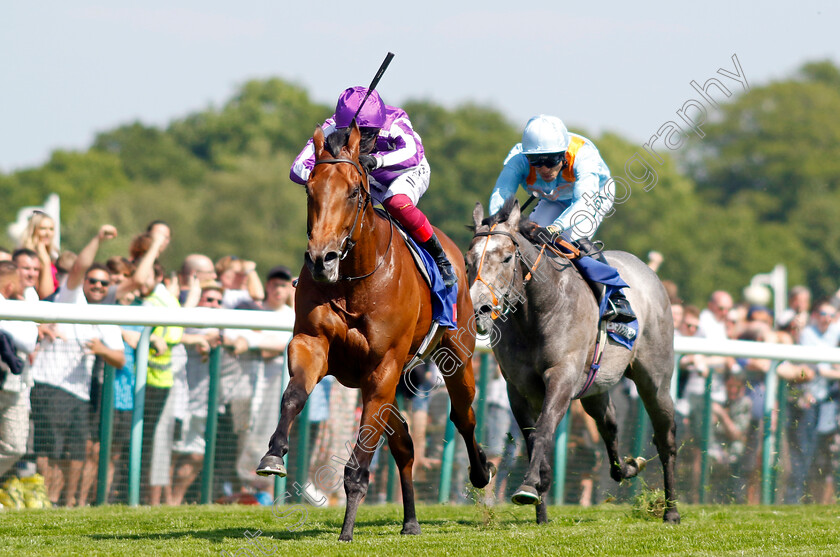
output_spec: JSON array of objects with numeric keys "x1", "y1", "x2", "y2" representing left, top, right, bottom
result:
[{"x1": 351, "y1": 52, "x2": 395, "y2": 125}]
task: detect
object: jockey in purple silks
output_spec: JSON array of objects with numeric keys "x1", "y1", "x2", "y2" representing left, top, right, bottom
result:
[{"x1": 290, "y1": 86, "x2": 457, "y2": 288}]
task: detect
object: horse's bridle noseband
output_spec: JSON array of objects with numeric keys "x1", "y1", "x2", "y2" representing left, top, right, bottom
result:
[
  {"x1": 310, "y1": 157, "x2": 392, "y2": 281},
  {"x1": 472, "y1": 226, "x2": 554, "y2": 319}
]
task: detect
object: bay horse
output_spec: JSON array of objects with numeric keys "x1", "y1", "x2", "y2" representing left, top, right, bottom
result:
[
  {"x1": 466, "y1": 199, "x2": 680, "y2": 524},
  {"x1": 257, "y1": 124, "x2": 492, "y2": 541}
]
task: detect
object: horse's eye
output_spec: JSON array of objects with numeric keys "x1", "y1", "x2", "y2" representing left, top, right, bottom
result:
[
  {"x1": 348, "y1": 188, "x2": 359, "y2": 200},
  {"x1": 503, "y1": 254, "x2": 513, "y2": 264}
]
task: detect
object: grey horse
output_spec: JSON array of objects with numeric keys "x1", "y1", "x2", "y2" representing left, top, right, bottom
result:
[{"x1": 466, "y1": 199, "x2": 680, "y2": 525}]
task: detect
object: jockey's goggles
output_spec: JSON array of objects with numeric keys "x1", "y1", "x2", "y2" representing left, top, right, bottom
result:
[
  {"x1": 359, "y1": 127, "x2": 380, "y2": 144},
  {"x1": 526, "y1": 152, "x2": 565, "y2": 168}
]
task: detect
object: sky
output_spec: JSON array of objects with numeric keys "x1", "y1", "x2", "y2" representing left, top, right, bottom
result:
[{"x1": 1, "y1": 1, "x2": 838, "y2": 173}]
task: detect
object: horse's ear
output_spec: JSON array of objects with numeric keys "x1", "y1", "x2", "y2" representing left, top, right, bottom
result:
[
  {"x1": 472, "y1": 203, "x2": 485, "y2": 228},
  {"x1": 313, "y1": 127, "x2": 325, "y2": 159},
  {"x1": 346, "y1": 121, "x2": 361, "y2": 159},
  {"x1": 507, "y1": 199, "x2": 521, "y2": 230}
]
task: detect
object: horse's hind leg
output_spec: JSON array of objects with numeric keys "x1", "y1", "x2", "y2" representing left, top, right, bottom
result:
[
  {"x1": 437, "y1": 339, "x2": 492, "y2": 489},
  {"x1": 384, "y1": 407, "x2": 421, "y2": 535},
  {"x1": 632, "y1": 364, "x2": 681, "y2": 524},
  {"x1": 257, "y1": 336, "x2": 326, "y2": 477},
  {"x1": 580, "y1": 392, "x2": 643, "y2": 482}
]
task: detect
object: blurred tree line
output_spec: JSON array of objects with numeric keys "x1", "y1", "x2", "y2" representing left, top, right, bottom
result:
[{"x1": 2, "y1": 61, "x2": 839, "y2": 306}]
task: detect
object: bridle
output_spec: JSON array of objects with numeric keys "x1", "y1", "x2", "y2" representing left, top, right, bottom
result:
[
  {"x1": 472, "y1": 224, "x2": 547, "y2": 320},
  {"x1": 310, "y1": 157, "x2": 392, "y2": 281}
]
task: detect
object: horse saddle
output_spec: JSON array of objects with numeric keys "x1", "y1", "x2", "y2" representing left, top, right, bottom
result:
[{"x1": 374, "y1": 208, "x2": 432, "y2": 289}]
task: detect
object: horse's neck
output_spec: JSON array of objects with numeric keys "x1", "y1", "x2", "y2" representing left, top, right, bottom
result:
[
  {"x1": 339, "y1": 208, "x2": 386, "y2": 278},
  {"x1": 518, "y1": 236, "x2": 582, "y2": 312}
]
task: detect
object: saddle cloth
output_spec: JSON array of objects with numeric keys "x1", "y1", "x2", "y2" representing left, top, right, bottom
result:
[{"x1": 374, "y1": 208, "x2": 458, "y2": 330}]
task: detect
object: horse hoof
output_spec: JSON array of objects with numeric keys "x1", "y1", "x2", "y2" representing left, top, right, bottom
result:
[
  {"x1": 487, "y1": 462, "x2": 497, "y2": 484},
  {"x1": 511, "y1": 485, "x2": 541, "y2": 506},
  {"x1": 338, "y1": 534, "x2": 353, "y2": 542},
  {"x1": 401, "y1": 522, "x2": 422, "y2": 535},
  {"x1": 467, "y1": 463, "x2": 493, "y2": 489},
  {"x1": 256, "y1": 455, "x2": 287, "y2": 477},
  {"x1": 664, "y1": 509, "x2": 681, "y2": 524}
]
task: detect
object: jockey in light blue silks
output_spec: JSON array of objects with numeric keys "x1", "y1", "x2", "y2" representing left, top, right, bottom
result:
[
  {"x1": 489, "y1": 114, "x2": 636, "y2": 323},
  {"x1": 291, "y1": 86, "x2": 457, "y2": 288}
]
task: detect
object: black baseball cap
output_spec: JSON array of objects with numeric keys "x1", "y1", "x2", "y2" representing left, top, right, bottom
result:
[{"x1": 266, "y1": 265, "x2": 293, "y2": 282}]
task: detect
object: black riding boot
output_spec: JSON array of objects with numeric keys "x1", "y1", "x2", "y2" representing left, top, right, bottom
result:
[
  {"x1": 575, "y1": 238, "x2": 637, "y2": 323},
  {"x1": 421, "y1": 234, "x2": 458, "y2": 288}
]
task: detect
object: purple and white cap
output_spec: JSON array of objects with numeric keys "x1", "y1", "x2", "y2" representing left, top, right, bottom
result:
[{"x1": 334, "y1": 86, "x2": 386, "y2": 129}]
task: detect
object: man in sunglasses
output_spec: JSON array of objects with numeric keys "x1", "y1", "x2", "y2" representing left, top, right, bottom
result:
[
  {"x1": 489, "y1": 114, "x2": 635, "y2": 323},
  {"x1": 30, "y1": 261, "x2": 125, "y2": 507},
  {"x1": 290, "y1": 86, "x2": 457, "y2": 288}
]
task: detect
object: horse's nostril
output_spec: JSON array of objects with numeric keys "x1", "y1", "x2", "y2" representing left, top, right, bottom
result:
[
  {"x1": 324, "y1": 251, "x2": 339, "y2": 263},
  {"x1": 477, "y1": 304, "x2": 493, "y2": 315}
]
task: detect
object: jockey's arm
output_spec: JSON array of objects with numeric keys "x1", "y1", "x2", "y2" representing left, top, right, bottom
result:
[
  {"x1": 371, "y1": 119, "x2": 421, "y2": 171},
  {"x1": 289, "y1": 120, "x2": 337, "y2": 185},
  {"x1": 489, "y1": 148, "x2": 528, "y2": 215},
  {"x1": 552, "y1": 146, "x2": 611, "y2": 236},
  {"x1": 551, "y1": 173, "x2": 602, "y2": 233}
]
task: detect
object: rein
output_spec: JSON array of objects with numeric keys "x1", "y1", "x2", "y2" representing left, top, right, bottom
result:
[{"x1": 312, "y1": 157, "x2": 393, "y2": 281}]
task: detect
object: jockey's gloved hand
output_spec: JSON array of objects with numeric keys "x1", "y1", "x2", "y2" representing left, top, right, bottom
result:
[
  {"x1": 533, "y1": 224, "x2": 562, "y2": 244},
  {"x1": 359, "y1": 154, "x2": 379, "y2": 173}
]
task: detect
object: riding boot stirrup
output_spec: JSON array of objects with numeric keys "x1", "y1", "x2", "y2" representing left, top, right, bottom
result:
[
  {"x1": 421, "y1": 234, "x2": 458, "y2": 288},
  {"x1": 606, "y1": 292, "x2": 637, "y2": 323}
]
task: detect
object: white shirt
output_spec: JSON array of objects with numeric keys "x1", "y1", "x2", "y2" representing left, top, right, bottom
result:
[
  {"x1": 30, "y1": 283, "x2": 124, "y2": 401},
  {"x1": 0, "y1": 293, "x2": 39, "y2": 393},
  {"x1": 698, "y1": 308, "x2": 727, "y2": 341}
]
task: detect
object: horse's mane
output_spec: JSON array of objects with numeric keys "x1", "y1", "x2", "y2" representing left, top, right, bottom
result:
[
  {"x1": 479, "y1": 197, "x2": 539, "y2": 242},
  {"x1": 325, "y1": 128, "x2": 351, "y2": 158}
]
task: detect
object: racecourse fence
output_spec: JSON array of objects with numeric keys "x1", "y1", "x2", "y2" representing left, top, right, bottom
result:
[{"x1": 3, "y1": 301, "x2": 840, "y2": 508}]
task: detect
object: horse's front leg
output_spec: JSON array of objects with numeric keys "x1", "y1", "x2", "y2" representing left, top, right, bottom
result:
[
  {"x1": 257, "y1": 335, "x2": 327, "y2": 477},
  {"x1": 507, "y1": 383, "x2": 549, "y2": 523},
  {"x1": 512, "y1": 366, "x2": 575, "y2": 506},
  {"x1": 339, "y1": 366, "x2": 401, "y2": 542}
]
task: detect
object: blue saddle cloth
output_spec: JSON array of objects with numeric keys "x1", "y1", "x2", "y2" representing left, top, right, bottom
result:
[
  {"x1": 402, "y1": 235, "x2": 459, "y2": 330},
  {"x1": 571, "y1": 256, "x2": 638, "y2": 351}
]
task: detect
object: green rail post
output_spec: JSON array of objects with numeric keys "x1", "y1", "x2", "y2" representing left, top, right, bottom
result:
[
  {"x1": 294, "y1": 394, "x2": 311, "y2": 503},
  {"x1": 128, "y1": 327, "x2": 152, "y2": 507},
  {"x1": 475, "y1": 353, "x2": 491, "y2": 446},
  {"x1": 96, "y1": 364, "x2": 116, "y2": 506},
  {"x1": 671, "y1": 354, "x2": 681, "y2": 402},
  {"x1": 772, "y1": 376, "x2": 787, "y2": 502},
  {"x1": 698, "y1": 370, "x2": 714, "y2": 503},
  {"x1": 761, "y1": 361, "x2": 780, "y2": 504},
  {"x1": 273, "y1": 343, "x2": 291, "y2": 504},
  {"x1": 552, "y1": 412, "x2": 571, "y2": 505},
  {"x1": 630, "y1": 395, "x2": 648, "y2": 497},
  {"x1": 438, "y1": 400, "x2": 457, "y2": 503},
  {"x1": 200, "y1": 346, "x2": 221, "y2": 504}
]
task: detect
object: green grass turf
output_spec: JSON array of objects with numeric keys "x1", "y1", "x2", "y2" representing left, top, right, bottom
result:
[{"x1": 2, "y1": 503, "x2": 840, "y2": 556}]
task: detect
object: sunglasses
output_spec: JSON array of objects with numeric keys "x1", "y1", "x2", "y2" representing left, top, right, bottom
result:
[
  {"x1": 526, "y1": 152, "x2": 565, "y2": 168},
  {"x1": 86, "y1": 277, "x2": 110, "y2": 287}
]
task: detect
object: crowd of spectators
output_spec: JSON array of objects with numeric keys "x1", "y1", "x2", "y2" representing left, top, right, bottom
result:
[{"x1": 3, "y1": 215, "x2": 840, "y2": 509}]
